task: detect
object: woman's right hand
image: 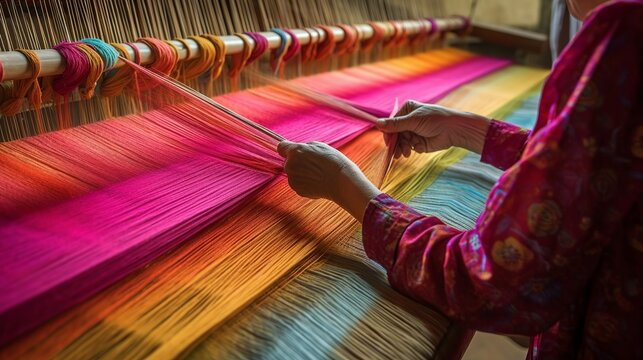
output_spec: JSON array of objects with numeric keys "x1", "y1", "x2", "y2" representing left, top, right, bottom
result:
[{"x1": 376, "y1": 100, "x2": 491, "y2": 158}]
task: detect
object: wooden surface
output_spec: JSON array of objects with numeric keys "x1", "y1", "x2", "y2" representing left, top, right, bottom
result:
[{"x1": 471, "y1": 22, "x2": 548, "y2": 53}]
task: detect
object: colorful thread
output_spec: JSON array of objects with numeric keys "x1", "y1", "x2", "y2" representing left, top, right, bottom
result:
[
  {"x1": 201, "y1": 34, "x2": 227, "y2": 80},
  {"x1": 81, "y1": 38, "x2": 119, "y2": 70}
]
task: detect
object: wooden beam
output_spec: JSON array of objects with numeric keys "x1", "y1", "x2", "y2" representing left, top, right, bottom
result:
[{"x1": 470, "y1": 22, "x2": 547, "y2": 53}]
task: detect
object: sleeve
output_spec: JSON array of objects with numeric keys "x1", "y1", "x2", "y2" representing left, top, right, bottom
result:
[
  {"x1": 363, "y1": 14, "x2": 640, "y2": 335},
  {"x1": 480, "y1": 120, "x2": 531, "y2": 170},
  {"x1": 364, "y1": 136, "x2": 600, "y2": 335}
]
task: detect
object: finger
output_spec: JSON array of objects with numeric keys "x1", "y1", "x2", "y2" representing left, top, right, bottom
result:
[
  {"x1": 401, "y1": 142, "x2": 412, "y2": 158},
  {"x1": 376, "y1": 115, "x2": 417, "y2": 134},
  {"x1": 283, "y1": 159, "x2": 296, "y2": 174},
  {"x1": 394, "y1": 146, "x2": 402, "y2": 159},
  {"x1": 397, "y1": 100, "x2": 423, "y2": 117},
  {"x1": 396, "y1": 137, "x2": 408, "y2": 151},
  {"x1": 414, "y1": 141, "x2": 427, "y2": 153},
  {"x1": 410, "y1": 134, "x2": 423, "y2": 148},
  {"x1": 277, "y1": 140, "x2": 299, "y2": 157}
]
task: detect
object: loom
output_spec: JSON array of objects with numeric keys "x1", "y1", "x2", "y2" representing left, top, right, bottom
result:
[{"x1": 0, "y1": 1, "x2": 549, "y2": 358}]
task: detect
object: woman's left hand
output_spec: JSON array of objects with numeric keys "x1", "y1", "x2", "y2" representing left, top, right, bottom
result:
[{"x1": 277, "y1": 140, "x2": 382, "y2": 221}]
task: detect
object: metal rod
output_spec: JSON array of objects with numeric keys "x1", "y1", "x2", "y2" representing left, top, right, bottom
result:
[{"x1": 0, "y1": 17, "x2": 465, "y2": 81}]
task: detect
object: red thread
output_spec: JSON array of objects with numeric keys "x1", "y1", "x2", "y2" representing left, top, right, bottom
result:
[
  {"x1": 315, "y1": 25, "x2": 336, "y2": 60},
  {"x1": 137, "y1": 38, "x2": 178, "y2": 75},
  {"x1": 301, "y1": 29, "x2": 320, "y2": 62},
  {"x1": 282, "y1": 29, "x2": 301, "y2": 62},
  {"x1": 335, "y1": 24, "x2": 359, "y2": 55},
  {"x1": 362, "y1": 22, "x2": 385, "y2": 51}
]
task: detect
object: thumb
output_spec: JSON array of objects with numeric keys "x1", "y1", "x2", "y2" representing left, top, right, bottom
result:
[
  {"x1": 376, "y1": 115, "x2": 415, "y2": 133},
  {"x1": 277, "y1": 140, "x2": 298, "y2": 158}
]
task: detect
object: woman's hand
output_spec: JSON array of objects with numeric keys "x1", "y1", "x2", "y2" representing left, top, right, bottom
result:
[
  {"x1": 377, "y1": 100, "x2": 491, "y2": 158},
  {"x1": 277, "y1": 141, "x2": 382, "y2": 222}
]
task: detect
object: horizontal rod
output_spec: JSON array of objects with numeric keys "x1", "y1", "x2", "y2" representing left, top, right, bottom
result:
[
  {"x1": 0, "y1": 17, "x2": 465, "y2": 81},
  {"x1": 470, "y1": 22, "x2": 547, "y2": 53}
]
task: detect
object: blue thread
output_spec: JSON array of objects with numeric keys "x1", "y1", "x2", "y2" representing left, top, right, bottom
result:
[
  {"x1": 270, "y1": 28, "x2": 289, "y2": 57},
  {"x1": 81, "y1": 38, "x2": 119, "y2": 69}
]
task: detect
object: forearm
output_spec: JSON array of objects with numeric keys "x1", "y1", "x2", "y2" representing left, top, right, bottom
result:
[
  {"x1": 331, "y1": 164, "x2": 382, "y2": 222},
  {"x1": 452, "y1": 112, "x2": 490, "y2": 154}
]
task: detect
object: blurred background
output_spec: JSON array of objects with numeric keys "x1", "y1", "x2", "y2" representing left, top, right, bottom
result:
[{"x1": 450, "y1": 0, "x2": 574, "y2": 69}]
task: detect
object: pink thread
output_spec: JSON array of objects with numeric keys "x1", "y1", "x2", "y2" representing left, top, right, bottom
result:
[
  {"x1": 426, "y1": 17, "x2": 439, "y2": 36},
  {"x1": 127, "y1": 42, "x2": 142, "y2": 64},
  {"x1": 454, "y1": 15, "x2": 471, "y2": 36},
  {"x1": 52, "y1": 42, "x2": 90, "y2": 96},
  {"x1": 244, "y1": 32, "x2": 269, "y2": 65},
  {"x1": 282, "y1": 29, "x2": 301, "y2": 62}
]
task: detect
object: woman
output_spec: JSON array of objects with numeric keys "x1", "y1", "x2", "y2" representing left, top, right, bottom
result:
[{"x1": 278, "y1": 0, "x2": 642, "y2": 358}]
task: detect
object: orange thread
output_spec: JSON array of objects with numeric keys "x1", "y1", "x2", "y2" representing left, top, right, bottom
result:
[
  {"x1": 100, "y1": 43, "x2": 134, "y2": 97},
  {"x1": 383, "y1": 21, "x2": 406, "y2": 48},
  {"x1": 228, "y1": 33, "x2": 253, "y2": 81},
  {"x1": 0, "y1": 50, "x2": 42, "y2": 117},
  {"x1": 74, "y1": 43, "x2": 105, "y2": 99},
  {"x1": 362, "y1": 22, "x2": 385, "y2": 51},
  {"x1": 335, "y1": 24, "x2": 359, "y2": 55},
  {"x1": 137, "y1": 38, "x2": 178, "y2": 76},
  {"x1": 164, "y1": 40, "x2": 182, "y2": 79},
  {"x1": 301, "y1": 29, "x2": 320, "y2": 62},
  {"x1": 315, "y1": 25, "x2": 336, "y2": 60},
  {"x1": 201, "y1": 34, "x2": 226, "y2": 80},
  {"x1": 177, "y1": 36, "x2": 215, "y2": 81}
]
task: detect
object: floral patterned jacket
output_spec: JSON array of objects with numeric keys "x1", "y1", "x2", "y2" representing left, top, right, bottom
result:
[{"x1": 362, "y1": 1, "x2": 643, "y2": 359}]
